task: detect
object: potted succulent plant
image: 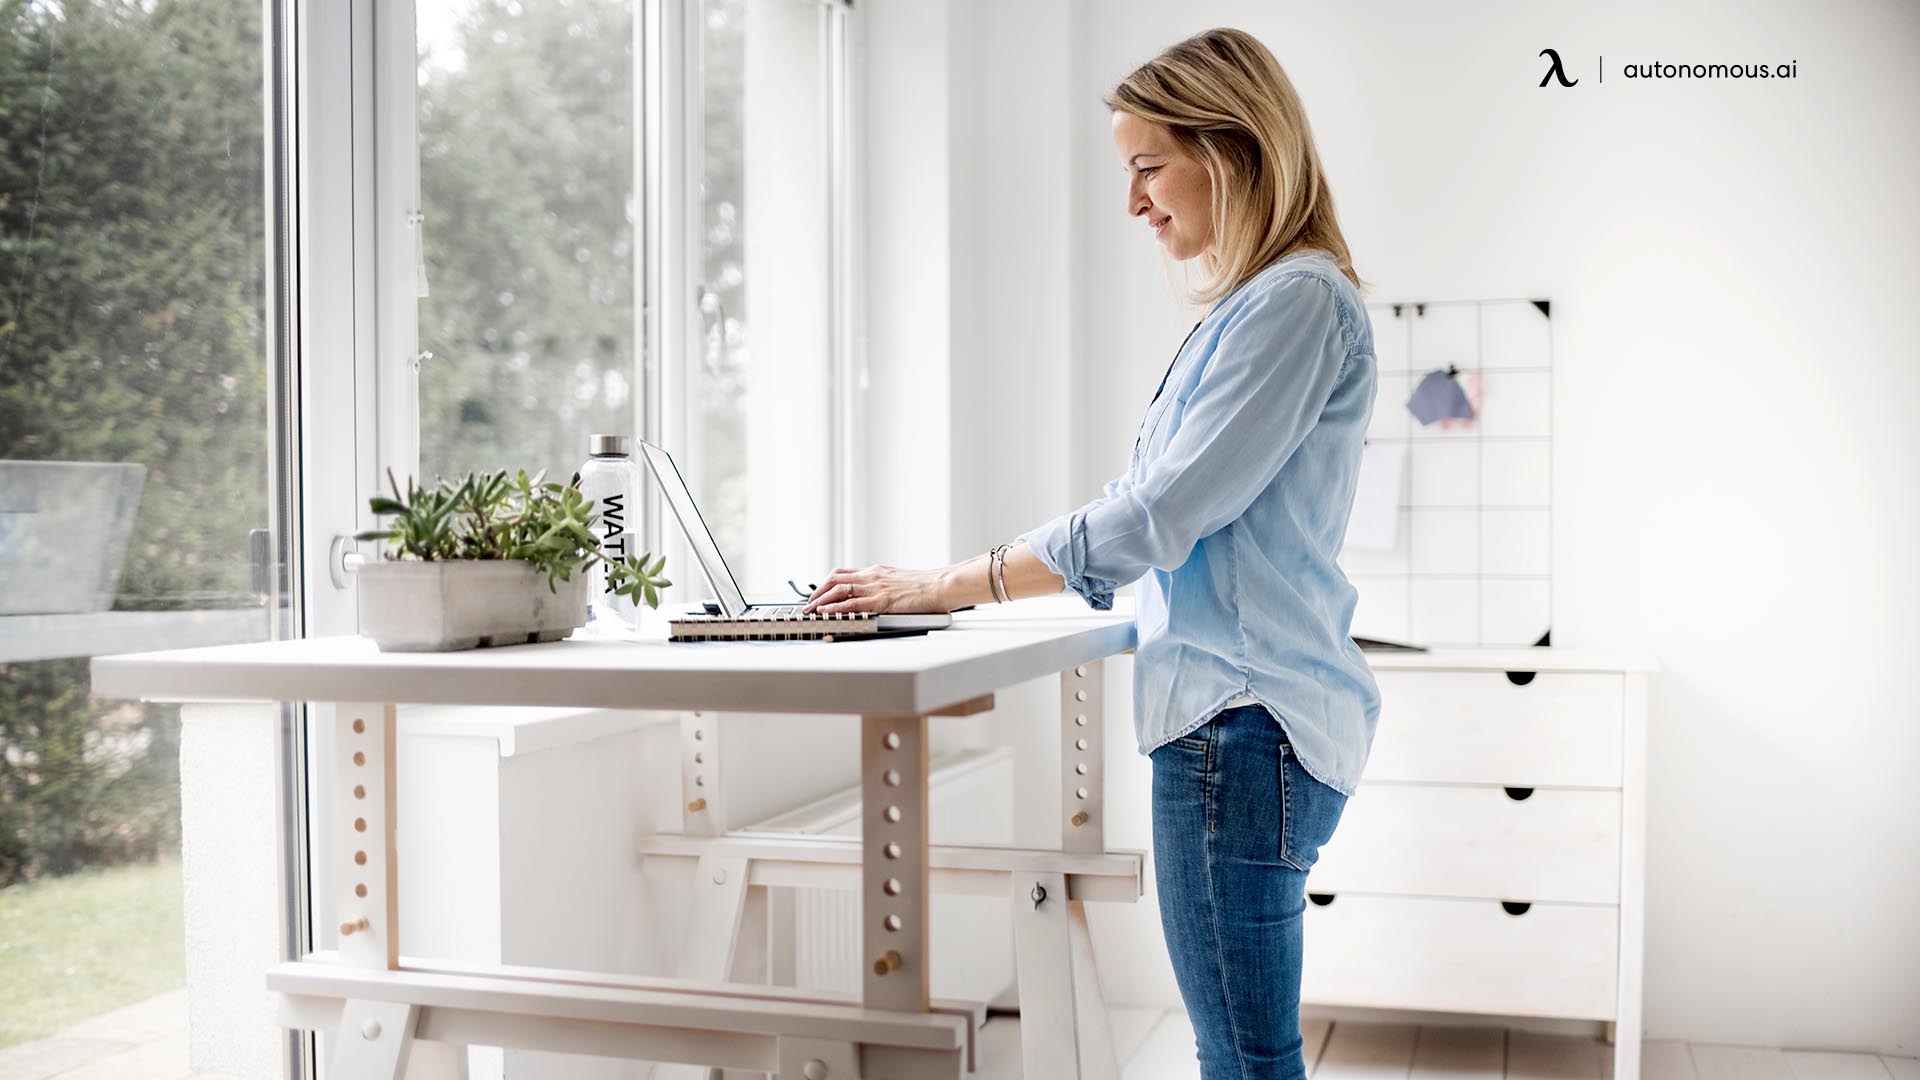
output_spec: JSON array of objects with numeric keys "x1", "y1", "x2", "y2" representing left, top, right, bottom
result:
[{"x1": 352, "y1": 468, "x2": 671, "y2": 651}]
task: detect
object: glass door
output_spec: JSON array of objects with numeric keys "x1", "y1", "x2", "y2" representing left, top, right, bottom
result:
[{"x1": 0, "y1": 0, "x2": 295, "y2": 1070}]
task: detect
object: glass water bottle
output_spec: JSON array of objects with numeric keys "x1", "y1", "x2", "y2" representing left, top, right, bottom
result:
[{"x1": 578, "y1": 433, "x2": 646, "y2": 628}]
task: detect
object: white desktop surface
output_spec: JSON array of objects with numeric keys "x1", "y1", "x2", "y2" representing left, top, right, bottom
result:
[{"x1": 90, "y1": 597, "x2": 1137, "y2": 715}]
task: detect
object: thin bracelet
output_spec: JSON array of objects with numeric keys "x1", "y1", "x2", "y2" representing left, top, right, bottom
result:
[
  {"x1": 988, "y1": 544, "x2": 1010, "y2": 603},
  {"x1": 997, "y1": 539, "x2": 1024, "y2": 603}
]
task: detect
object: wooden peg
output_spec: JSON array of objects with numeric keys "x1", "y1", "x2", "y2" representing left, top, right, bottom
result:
[
  {"x1": 1070, "y1": 811, "x2": 1089, "y2": 828},
  {"x1": 686, "y1": 797, "x2": 707, "y2": 812},
  {"x1": 339, "y1": 916, "x2": 370, "y2": 936},
  {"x1": 871, "y1": 949, "x2": 903, "y2": 976}
]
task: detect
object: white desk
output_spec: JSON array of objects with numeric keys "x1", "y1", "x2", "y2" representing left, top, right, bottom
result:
[{"x1": 93, "y1": 605, "x2": 1138, "y2": 1080}]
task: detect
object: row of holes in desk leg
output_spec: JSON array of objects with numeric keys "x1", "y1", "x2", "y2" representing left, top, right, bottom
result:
[
  {"x1": 343, "y1": 716, "x2": 371, "y2": 936},
  {"x1": 1068, "y1": 665, "x2": 1092, "y2": 829}
]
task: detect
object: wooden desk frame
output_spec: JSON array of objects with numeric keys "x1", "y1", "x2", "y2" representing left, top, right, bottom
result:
[{"x1": 98, "y1": 616, "x2": 1139, "y2": 1080}]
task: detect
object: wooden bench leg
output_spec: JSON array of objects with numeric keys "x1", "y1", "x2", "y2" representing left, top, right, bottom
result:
[
  {"x1": 778, "y1": 1037, "x2": 859, "y2": 1078},
  {"x1": 403, "y1": 1037, "x2": 469, "y2": 1079},
  {"x1": 652, "y1": 854, "x2": 751, "y2": 1080},
  {"x1": 1068, "y1": 899, "x2": 1119, "y2": 1078},
  {"x1": 1013, "y1": 868, "x2": 1121, "y2": 1068},
  {"x1": 329, "y1": 999, "x2": 417, "y2": 1080},
  {"x1": 769, "y1": 885, "x2": 799, "y2": 986},
  {"x1": 1010, "y1": 875, "x2": 1119, "y2": 1080}
]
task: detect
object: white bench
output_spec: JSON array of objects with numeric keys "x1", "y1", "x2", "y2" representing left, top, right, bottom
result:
[{"x1": 273, "y1": 952, "x2": 974, "y2": 1077}]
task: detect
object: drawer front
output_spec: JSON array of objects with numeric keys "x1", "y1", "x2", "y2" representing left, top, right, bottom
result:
[
  {"x1": 1307, "y1": 784, "x2": 1621, "y2": 904},
  {"x1": 1300, "y1": 893, "x2": 1618, "y2": 1020},
  {"x1": 1367, "y1": 671, "x2": 1624, "y2": 787}
]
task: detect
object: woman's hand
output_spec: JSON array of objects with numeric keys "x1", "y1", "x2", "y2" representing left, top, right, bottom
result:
[{"x1": 804, "y1": 564, "x2": 956, "y2": 615}]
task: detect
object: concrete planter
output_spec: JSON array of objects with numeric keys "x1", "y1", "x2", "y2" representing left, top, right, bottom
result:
[{"x1": 356, "y1": 559, "x2": 588, "y2": 652}]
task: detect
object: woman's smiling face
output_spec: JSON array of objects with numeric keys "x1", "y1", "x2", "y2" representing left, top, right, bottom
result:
[{"x1": 1112, "y1": 110, "x2": 1214, "y2": 261}]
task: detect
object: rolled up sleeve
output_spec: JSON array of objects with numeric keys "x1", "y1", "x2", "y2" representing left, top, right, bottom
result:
[{"x1": 1020, "y1": 272, "x2": 1351, "y2": 608}]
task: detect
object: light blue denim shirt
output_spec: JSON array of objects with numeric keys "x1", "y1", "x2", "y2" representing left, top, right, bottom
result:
[{"x1": 1019, "y1": 248, "x2": 1381, "y2": 795}]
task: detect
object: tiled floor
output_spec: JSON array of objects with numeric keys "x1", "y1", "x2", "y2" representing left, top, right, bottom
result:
[
  {"x1": 0, "y1": 992, "x2": 236, "y2": 1080},
  {"x1": 5, "y1": 992, "x2": 1914, "y2": 1079}
]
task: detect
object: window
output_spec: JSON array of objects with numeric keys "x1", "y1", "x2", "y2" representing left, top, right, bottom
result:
[
  {"x1": 685, "y1": 0, "x2": 837, "y2": 591},
  {"x1": 0, "y1": 0, "x2": 283, "y2": 1059},
  {"x1": 402, "y1": 0, "x2": 852, "y2": 600},
  {"x1": 414, "y1": 0, "x2": 638, "y2": 486}
]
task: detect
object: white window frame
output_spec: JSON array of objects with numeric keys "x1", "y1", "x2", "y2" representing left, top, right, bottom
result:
[
  {"x1": 273, "y1": 4, "x2": 382, "y2": 1078},
  {"x1": 827, "y1": 0, "x2": 865, "y2": 565},
  {"x1": 643, "y1": 0, "x2": 867, "y2": 580},
  {"x1": 350, "y1": 0, "x2": 862, "y2": 592}
]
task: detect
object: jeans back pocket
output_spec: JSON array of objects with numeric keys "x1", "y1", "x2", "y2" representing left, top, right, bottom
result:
[{"x1": 1278, "y1": 742, "x2": 1348, "y2": 873}]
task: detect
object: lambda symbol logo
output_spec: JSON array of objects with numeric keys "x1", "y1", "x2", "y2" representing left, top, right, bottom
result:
[{"x1": 1539, "y1": 48, "x2": 1578, "y2": 87}]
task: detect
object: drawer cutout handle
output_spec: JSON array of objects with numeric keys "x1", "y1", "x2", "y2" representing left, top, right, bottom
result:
[
  {"x1": 1501, "y1": 900, "x2": 1532, "y2": 916},
  {"x1": 1504, "y1": 787, "x2": 1534, "y2": 802},
  {"x1": 1505, "y1": 670, "x2": 1537, "y2": 687},
  {"x1": 1308, "y1": 892, "x2": 1336, "y2": 907}
]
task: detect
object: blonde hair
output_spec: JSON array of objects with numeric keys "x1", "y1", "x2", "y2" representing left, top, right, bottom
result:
[{"x1": 1106, "y1": 28, "x2": 1364, "y2": 303}]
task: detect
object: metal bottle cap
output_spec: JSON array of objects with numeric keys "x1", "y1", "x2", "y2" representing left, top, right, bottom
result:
[{"x1": 589, "y1": 433, "x2": 631, "y2": 457}]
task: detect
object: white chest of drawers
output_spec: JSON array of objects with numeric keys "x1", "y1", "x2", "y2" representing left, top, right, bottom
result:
[{"x1": 1300, "y1": 648, "x2": 1655, "y2": 1079}]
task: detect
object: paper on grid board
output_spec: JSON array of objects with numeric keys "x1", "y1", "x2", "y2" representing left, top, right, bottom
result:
[{"x1": 1344, "y1": 441, "x2": 1407, "y2": 552}]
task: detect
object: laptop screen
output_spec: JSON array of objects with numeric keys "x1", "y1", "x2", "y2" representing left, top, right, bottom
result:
[{"x1": 634, "y1": 440, "x2": 749, "y2": 618}]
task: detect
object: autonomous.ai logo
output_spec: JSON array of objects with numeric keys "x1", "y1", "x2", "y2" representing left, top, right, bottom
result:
[
  {"x1": 1533, "y1": 47, "x2": 1799, "y2": 87},
  {"x1": 1539, "y1": 48, "x2": 1577, "y2": 87}
]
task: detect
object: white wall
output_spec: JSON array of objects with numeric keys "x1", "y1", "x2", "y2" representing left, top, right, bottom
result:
[
  {"x1": 743, "y1": 0, "x2": 833, "y2": 593},
  {"x1": 873, "y1": 0, "x2": 1920, "y2": 1054},
  {"x1": 862, "y1": 0, "x2": 954, "y2": 569},
  {"x1": 179, "y1": 705, "x2": 286, "y2": 1078},
  {"x1": 861, "y1": 0, "x2": 1080, "y2": 565},
  {"x1": 946, "y1": 0, "x2": 1076, "y2": 559}
]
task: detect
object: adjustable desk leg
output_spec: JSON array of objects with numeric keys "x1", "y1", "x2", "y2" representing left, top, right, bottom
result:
[
  {"x1": 650, "y1": 713, "x2": 744, "y2": 1080},
  {"x1": 332, "y1": 703, "x2": 400, "y2": 972},
  {"x1": 1061, "y1": 662, "x2": 1106, "y2": 856},
  {"x1": 680, "y1": 712, "x2": 723, "y2": 837},
  {"x1": 1004, "y1": 665, "x2": 1122, "y2": 1080},
  {"x1": 1063, "y1": 662, "x2": 1120, "y2": 1069},
  {"x1": 326, "y1": 703, "x2": 462, "y2": 1079},
  {"x1": 861, "y1": 713, "x2": 931, "y2": 1013}
]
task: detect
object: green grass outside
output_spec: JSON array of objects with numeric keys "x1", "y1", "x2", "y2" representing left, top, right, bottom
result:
[{"x1": 0, "y1": 856, "x2": 186, "y2": 1049}]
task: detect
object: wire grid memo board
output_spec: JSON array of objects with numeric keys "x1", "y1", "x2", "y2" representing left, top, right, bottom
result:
[{"x1": 1337, "y1": 298, "x2": 1554, "y2": 648}]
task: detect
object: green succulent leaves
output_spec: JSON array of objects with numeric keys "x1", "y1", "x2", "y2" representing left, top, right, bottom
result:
[
  {"x1": 605, "y1": 552, "x2": 672, "y2": 610},
  {"x1": 354, "y1": 468, "x2": 670, "y2": 606}
]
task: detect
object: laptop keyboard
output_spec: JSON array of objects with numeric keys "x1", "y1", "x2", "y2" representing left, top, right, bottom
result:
[
  {"x1": 687, "y1": 605, "x2": 876, "y2": 621},
  {"x1": 747, "y1": 605, "x2": 805, "y2": 619}
]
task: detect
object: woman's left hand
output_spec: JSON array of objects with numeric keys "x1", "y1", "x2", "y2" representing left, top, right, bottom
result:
[{"x1": 804, "y1": 564, "x2": 952, "y2": 615}]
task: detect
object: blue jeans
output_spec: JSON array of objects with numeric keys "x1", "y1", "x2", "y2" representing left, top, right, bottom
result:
[{"x1": 1150, "y1": 705, "x2": 1350, "y2": 1080}]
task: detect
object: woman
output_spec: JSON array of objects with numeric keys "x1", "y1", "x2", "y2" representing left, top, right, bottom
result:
[{"x1": 806, "y1": 27, "x2": 1379, "y2": 1080}]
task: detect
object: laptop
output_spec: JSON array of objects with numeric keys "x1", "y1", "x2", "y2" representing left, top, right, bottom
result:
[{"x1": 635, "y1": 441, "x2": 951, "y2": 637}]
